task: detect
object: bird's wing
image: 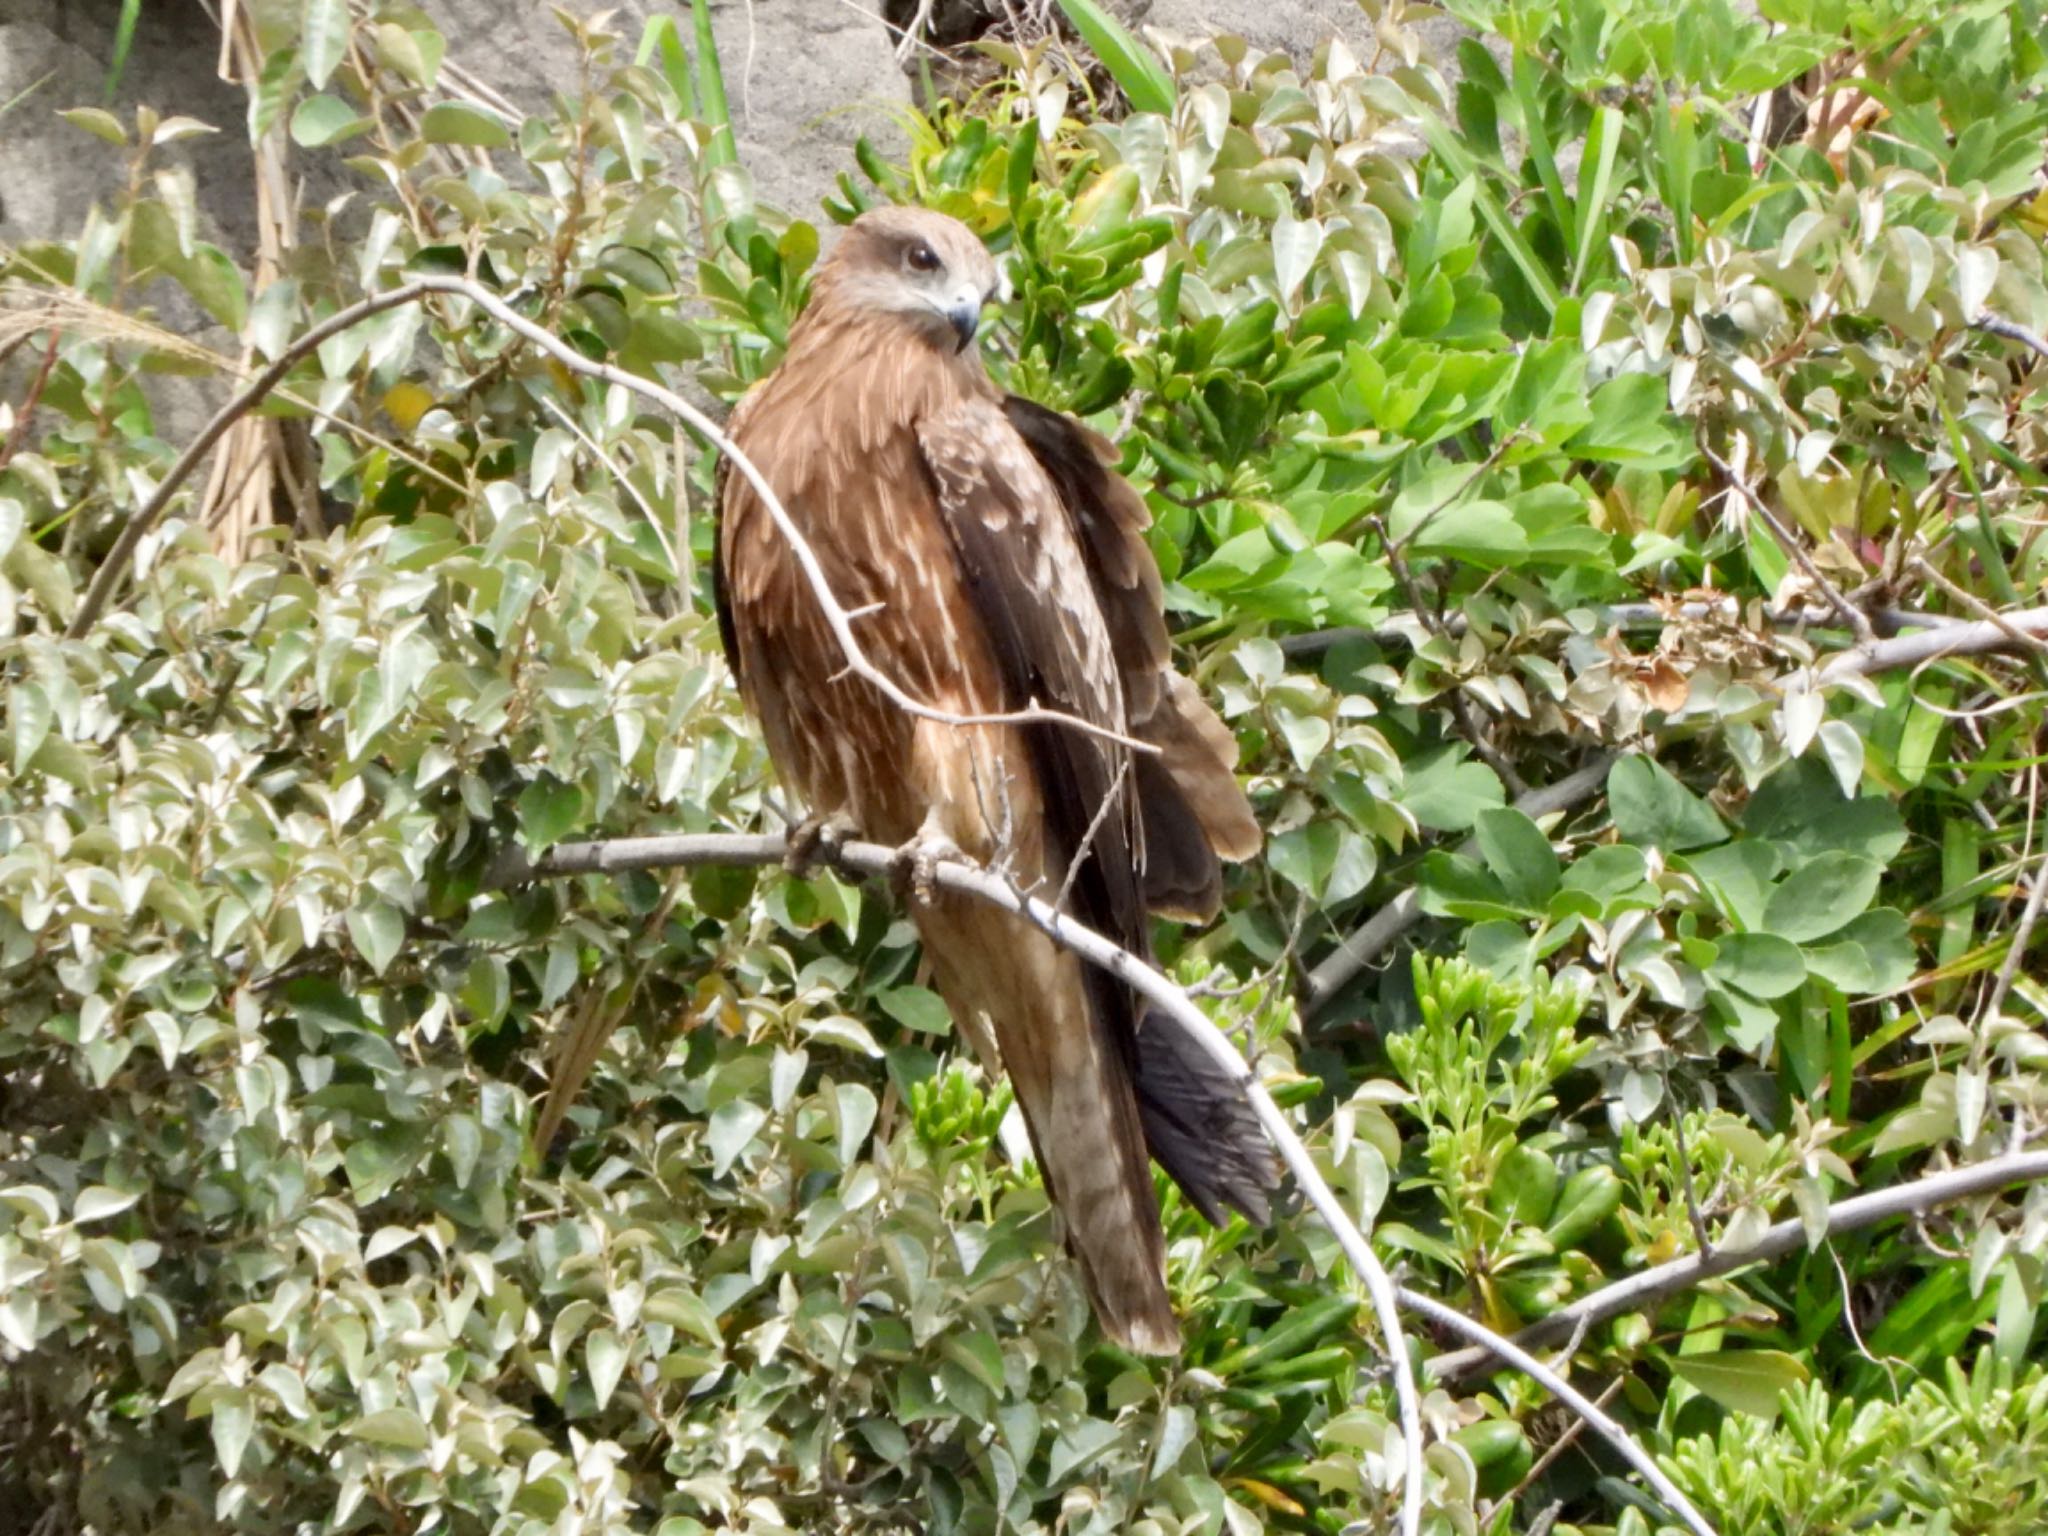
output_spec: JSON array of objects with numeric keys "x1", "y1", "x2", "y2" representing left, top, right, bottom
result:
[
  {"x1": 916, "y1": 396, "x2": 1148, "y2": 967},
  {"x1": 921, "y1": 395, "x2": 1276, "y2": 1233},
  {"x1": 999, "y1": 396, "x2": 1261, "y2": 922}
]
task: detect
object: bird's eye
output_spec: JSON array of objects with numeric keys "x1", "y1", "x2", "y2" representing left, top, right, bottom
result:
[{"x1": 905, "y1": 241, "x2": 941, "y2": 274}]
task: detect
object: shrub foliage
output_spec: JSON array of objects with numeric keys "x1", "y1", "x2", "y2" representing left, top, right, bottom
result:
[{"x1": 2, "y1": 0, "x2": 2046, "y2": 1533}]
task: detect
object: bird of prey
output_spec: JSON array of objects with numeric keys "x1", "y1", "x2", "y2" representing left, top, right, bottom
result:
[{"x1": 714, "y1": 205, "x2": 1274, "y2": 1353}]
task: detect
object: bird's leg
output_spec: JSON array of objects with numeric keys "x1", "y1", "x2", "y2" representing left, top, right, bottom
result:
[
  {"x1": 889, "y1": 812, "x2": 964, "y2": 908},
  {"x1": 784, "y1": 810, "x2": 858, "y2": 877}
]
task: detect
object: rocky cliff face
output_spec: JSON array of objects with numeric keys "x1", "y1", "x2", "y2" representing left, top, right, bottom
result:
[
  {"x1": 0, "y1": 0, "x2": 1455, "y2": 437},
  {"x1": 2, "y1": 0, "x2": 1452, "y2": 258}
]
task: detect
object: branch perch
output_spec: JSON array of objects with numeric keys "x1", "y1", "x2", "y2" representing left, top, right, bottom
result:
[
  {"x1": 1425, "y1": 1149, "x2": 2048, "y2": 1383},
  {"x1": 500, "y1": 830, "x2": 1721, "y2": 1536}
]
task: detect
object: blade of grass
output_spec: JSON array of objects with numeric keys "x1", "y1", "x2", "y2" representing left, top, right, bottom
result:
[
  {"x1": 1936, "y1": 390, "x2": 2023, "y2": 609},
  {"x1": 1053, "y1": 0, "x2": 1175, "y2": 117},
  {"x1": 1572, "y1": 103, "x2": 1623, "y2": 292},
  {"x1": 1418, "y1": 113, "x2": 1561, "y2": 316},
  {"x1": 635, "y1": 15, "x2": 698, "y2": 117},
  {"x1": 104, "y1": 0, "x2": 142, "y2": 103},
  {"x1": 690, "y1": 0, "x2": 735, "y2": 170},
  {"x1": 1653, "y1": 95, "x2": 1698, "y2": 264},
  {"x1": 1510, "y1": 50, "x2": 1572, "y2": 246}
]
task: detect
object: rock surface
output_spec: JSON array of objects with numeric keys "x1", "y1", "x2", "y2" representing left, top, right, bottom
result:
[{"x1": 1, "y1": 0, "x2": 1474, "y2": 262}]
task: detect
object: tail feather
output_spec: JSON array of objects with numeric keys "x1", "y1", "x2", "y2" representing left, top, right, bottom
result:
[
  {"x1": 1132, "y1": 1010, "x2": 1279, "y2": 1227},
  {"x1": 918, "y1": 899, "x2": 1182, "y2": 1355}
]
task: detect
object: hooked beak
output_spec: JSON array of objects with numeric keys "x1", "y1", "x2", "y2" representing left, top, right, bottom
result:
[{"x1": 944, "y1": 292, "x2": 983, "y2": 353}]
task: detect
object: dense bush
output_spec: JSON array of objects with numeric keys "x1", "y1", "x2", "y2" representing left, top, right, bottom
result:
[{"x1": 2, "y1": 0, "x2": 2045, "y2": 1533}]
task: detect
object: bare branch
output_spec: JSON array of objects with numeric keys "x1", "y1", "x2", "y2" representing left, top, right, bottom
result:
[
  {"x1": 503, "y1": 828, "x2": 1725, "y2": 1536},
  {"x1": 1820, "y1": 605, "x2": 2048, "y2": 680},
  {"x1": 66, "y1": 275, "x2": 1155, "y2": 758},
  {"x1": 1301, "y1": 755, "x2": 1615, "y2": 1018},
  {"x1": 1973, "y1": 311, "x2": 2048, "y2": 364},
  {"x1": 1426, "y1": 1149, "x2": 2048, "y2": 1384},
  {"x1": 1278, "y1": 601, "x2": 1957, "y2": 661}
]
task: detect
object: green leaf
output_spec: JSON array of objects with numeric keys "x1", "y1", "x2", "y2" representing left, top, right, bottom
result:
[
  {"x1": 344, "y1": 900, "x2": 405, "y2": 977},
  {"x1": 1743, "y1": 757, "x2": 1906, "y2": 864},
  {"x1": 11, "y1": 682, "x2": 51, "y2": 776},
  {"x1": 1475, "y1": 808, "x2": 1560, "y2": 909},
  {"x1": 517, "y1": 775, "x2": 585, "y2": 851},
  {"x1": 1487, "y1": 1144, "x2": 1559, "y2": 1226},
  {"x1": 1047, "y1": 1416, "x2": 1123, "y2": 1483},
  {"x1": 1567, "y1": 373, "x2": 1686, "y2": 465},
  {"x1": 301, "y1": 0, "x2": 352, "y2": 90},
  {"x1": 419, "y1": 101, "x2": 512, "y2": 148},
  {"x1": 177, "y1": 244, "x2": 248, "y2": 331},
  {"x1": 1407, "y1": 499, "x2": 1529, "y2": 565},
  {"x1": 707, "y1": 1100, "x2": 766, "y2": 1177},
  {"x1": 1052, "y1": 0, "x2": 1174, "y2": 116},
  {"x1": 1803, "y1": 909, "x2": 1915, "y2": 994},
  {"x1": 1560, "y1": 844, "x2": 1651, "y2": 905},
  {"x1": 1764, "y1": 853, "x2": 1882, "y2": 944},
  {"x1": 60, "y1": 107, "x2": 128, "y2": 145},
  {"x1": 1403, "y1": 748, "x2": 1505, "y2": 834},
  {"x1": 1710, "y1": 933, "x2": 1805, "y2": 999},
  {"x1": 350, "y1": 1406, "x2": 430, "y2": 1449},
  {"x1": 644, "y1": 1289, "x2": 722, "y2": 1347},
  {"x1": 73, "y1": 1185, "x2": 142, "y2": 1223},
  {"x1": 877, "y1": 986, "x2": 952, "y2": 1036},
  {"x1": 290, "y1": 93, "x2": 372, "y2": 147},
  {"x1": 1609, "y1": 756, "x2": 1726, "y2": 852},
  {"x1": 210, "y1": 1388, "x2": 255, "y2": 1477},
  {"x1": 1682, "y1": 840, "x2": 1780, "y2": 929},
  {"x1": 586, "y1": 1328, "x2": 627, "y2": 1410},
  {"x1": 1670, "y1": 1349, "x2": 1809, "y2": 1419},
  {"x1": 690, "y1": 0, "x2": 735, "y2": 168}
]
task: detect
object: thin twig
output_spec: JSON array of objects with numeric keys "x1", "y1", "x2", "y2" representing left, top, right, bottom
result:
[
  {"x1": 0, "y1": 325, "x2": 61, "y2": 474},
  {"x1": 1277, "y1": 601, "x2": 1956, "y2": 660},
  {"x1": 1490, "y1": 1377, "x2": 1625, "y2": 1518},
  {"x1": 1301, "y1": 755, "x2": 1615, "y2": 1017},
  {"x1": 1910, "y1": 556, "x2": 2048, "y2": 661},
  {"x1": 1664, "y1": 1083, "x2": 1715, "y2": 1257},
  {"x1": 1979, "y1": 850, "x2": 2048, "y2": 1032},
  {"x1": 1427, "y1": 1148, "x2": 2048, "y2": 1383},
  {"x1": 67, "y1": 280, "x2": 441, "y2": 637},
  {"x1": 64, "y1": 275, "x2": 1153, "y2": 758},
  {"x1": 1700, "y1": 441, "x2": 1875, "y2": 644},
  {"x1": 1369, "y1": 512, "x2": 1526, "y2": 796},
  {"x1": 1052, "y1": 757, "x2": 1130, "y2": 916},
  {"x1": 1973, "y1": 311, "x2": 2048, "y2": 364},
  {"x1": 501, "y1": 829, "x2": 1733, "y2": 1536}
]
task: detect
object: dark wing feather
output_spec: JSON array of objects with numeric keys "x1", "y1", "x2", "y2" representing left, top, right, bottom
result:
[
  {"x1": 711, "y1": 389, "x2": 764, "y2": 688},
  {"x1": 711, "y1": 452, "x2": 742, "y2": 683},
  {"x1": 924, "y1": 396, "x2": 1276, "y2": 1230},
  {"x1": 1001, "y1": 397, "x2": 1261, "y2": 920},
  {"x1": 915, "y1": 402, "x2": 1147, "y2": 982}
]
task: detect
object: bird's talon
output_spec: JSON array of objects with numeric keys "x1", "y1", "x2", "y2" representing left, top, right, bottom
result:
[
  {"x1": 785, "y1": 814, "x2": 855, "y2": 877},
  {"x1": 890, "y1": 833, "x2": 962, "y2": 906}
]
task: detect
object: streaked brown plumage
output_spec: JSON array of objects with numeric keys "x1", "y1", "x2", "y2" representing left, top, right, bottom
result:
[{"x1": 714, "y1": 206, "x2": 1273, "y2": 1353}]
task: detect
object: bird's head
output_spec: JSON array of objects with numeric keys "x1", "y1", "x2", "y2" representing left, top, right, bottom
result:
[{"x1": 810, "y1": 207, "x2": 1001, "y2": 356}]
